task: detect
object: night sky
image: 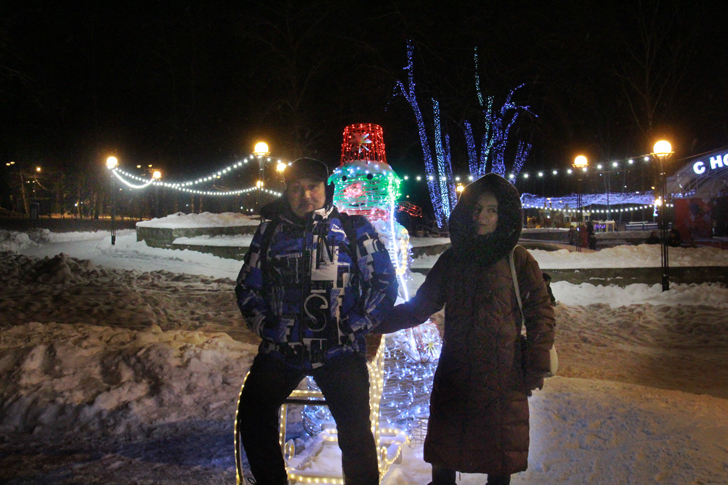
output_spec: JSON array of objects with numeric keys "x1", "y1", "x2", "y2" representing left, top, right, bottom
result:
[{"x1": 2, "y1": 0, "x2": 728, "y2": 205}]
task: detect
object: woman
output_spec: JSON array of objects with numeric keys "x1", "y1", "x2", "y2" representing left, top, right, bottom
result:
[{"x1": 377, "y1": 174, "x2": 555, "y2": 485}]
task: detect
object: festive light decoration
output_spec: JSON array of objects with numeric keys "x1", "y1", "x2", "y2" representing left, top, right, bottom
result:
[
  {"x1": 272, "y1": 336, "x2": 408, "y2": 483},
  {"x1": 331, "y1": 124, "x2": 411, "y2": 284},
  {"x1": 432, "y1": 99, "x2": 453, "y2": 218},
  {"x1": 520, "y1": 191, "x2": 660, "y2": 210},
  {"x1": 396, "y1": 200, "x2": 423, "y2": 218},
  {"x1": 393, "y1": 40, "x2": 445, "y2": 227},
  {"x1": 302, "y1": 123, "x2": 443, "y2": 450},
  {"x1": 108, "y1": 154, "x2": 285, "y2": 197}
]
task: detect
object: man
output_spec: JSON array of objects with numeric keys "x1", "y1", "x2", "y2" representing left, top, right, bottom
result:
[{"x1": 235, "y1": 157, "x2": 397, "y2": 485}]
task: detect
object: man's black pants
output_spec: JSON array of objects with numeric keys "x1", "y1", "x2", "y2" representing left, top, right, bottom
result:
[{"x1": 238, "y1": 352, "x2": 379, "y2": 485}]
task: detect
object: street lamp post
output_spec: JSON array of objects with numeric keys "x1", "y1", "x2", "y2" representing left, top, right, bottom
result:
[
  {"x1": 276, "y1": 161, "x2": 287, "y2": 182},
  {"x1": 106, "y1": 157, "x2": 118, "y2": 245},
  {"x1": 253, "y1": 142, "x2": 270, "y2": 215},
  {"x1": 152, "y1": 170, "x2": 162, "y2": 218},
  {"x1": 573, "y1": 155, "x2": 588, "y2": 252},
  {"x1": 651, "y1": 140, "x2": 674, "y2": 291}
]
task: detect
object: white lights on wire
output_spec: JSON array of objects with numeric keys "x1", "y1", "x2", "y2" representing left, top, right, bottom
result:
[{"x1": 110, "y1": 154, "x2": 285, "y2": 197}]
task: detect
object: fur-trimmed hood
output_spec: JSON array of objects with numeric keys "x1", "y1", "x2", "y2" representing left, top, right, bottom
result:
[{"x1": 448, "y1": 173, "x2": 522, "y2": 267}]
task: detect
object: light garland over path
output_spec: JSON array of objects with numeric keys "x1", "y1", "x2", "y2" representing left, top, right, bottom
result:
[
  {"x1": 110, "y1": 153, "x2": 285, "y2": 197},
  {"x1": 108, "y1": 150, "x2": 670, "y2": 210}
]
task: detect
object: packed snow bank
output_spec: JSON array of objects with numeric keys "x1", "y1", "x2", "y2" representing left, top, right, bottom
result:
[
  {"x1": 552, "y1": 281, "x2": 728, "y2": 308},
  {"x1": 0, "y1": 322, "x2": 257, "y2": 437},
  {"x1": 173, "y1": 234, "x2": 255, "y2": 247},
  {"x1": 136, "y1": 212, "x2": 259, "y2": 228},
  {"x1": 411, "y1": 243, "x2": 728, "y2": 270},
  {"x1": 530, "y1": 243, "x2": 728, "y2": 268}
]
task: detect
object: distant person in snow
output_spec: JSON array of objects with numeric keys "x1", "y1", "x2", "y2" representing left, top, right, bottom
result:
[
  {"x1": 668, "y1": 228, "x2": 682, "y2": 247},
  {"x1": 646, "y1": 231, "x2": 661, "y2": 244},
  {"x1": 234, "y1": 158, "x2": 397, "y2": 485},
  {"x1": 587, "y1": 220, "x2": 598, "y2": 250},
  {"x1": 375, "y1": 174, "x2": 555, "y2": 485}
]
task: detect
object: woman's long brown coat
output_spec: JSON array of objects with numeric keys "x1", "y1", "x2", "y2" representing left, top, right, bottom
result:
[
  {"x1": 401, "y1": 245, "x2": 554, "y2": 474},
  {"x1": 379, "y1": 172, "x2": 555, "y2": 475}
]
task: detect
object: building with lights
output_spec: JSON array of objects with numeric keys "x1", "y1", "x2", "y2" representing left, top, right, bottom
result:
[{"x1": 667, "y1": 148, "x2": 728, "y2": 240}]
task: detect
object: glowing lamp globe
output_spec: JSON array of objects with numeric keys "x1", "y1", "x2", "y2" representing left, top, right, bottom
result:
[
  {"x1": 106, "y1": 157, "x2": 118, "y2": 170},
  {"x1": 254, "y1": 142, "x2": 269, "y2": 157},
  {"x1": 573, "y1": 155, "x2": 588, "y2": 169},
  {"x1": 152, "y1": 170, "x2": 162, "y2": 180},
  {"x1": 653, "y1": 140, "x2": 673, "y2": 158}
]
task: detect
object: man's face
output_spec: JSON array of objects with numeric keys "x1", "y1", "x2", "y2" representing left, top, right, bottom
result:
[{"x1": 287, "y1": 177, "x2": 326, "y2": 218}]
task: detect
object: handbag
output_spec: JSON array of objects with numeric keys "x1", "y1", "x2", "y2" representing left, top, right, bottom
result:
[{"x1": 509, "y1": 248, "x2": 558, "y2": 377}]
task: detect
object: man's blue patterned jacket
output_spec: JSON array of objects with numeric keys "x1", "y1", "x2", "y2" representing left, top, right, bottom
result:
[{"x1": 235, "y1": 198, "x2": 397, "y2": 370}]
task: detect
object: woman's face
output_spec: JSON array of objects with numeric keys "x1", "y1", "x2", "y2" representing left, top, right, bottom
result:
[{"x1": 473, "y1": 192, "x2": 499, "y2": 235}]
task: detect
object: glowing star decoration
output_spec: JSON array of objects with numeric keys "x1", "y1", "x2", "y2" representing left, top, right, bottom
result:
[{"x1": 352, "y1": 132, "x2": 372, "y2": 154}]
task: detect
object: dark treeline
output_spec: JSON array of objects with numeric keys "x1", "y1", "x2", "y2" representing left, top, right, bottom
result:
[{"x1": 1, "y1": 0, "x2": 727, "y2": 216}]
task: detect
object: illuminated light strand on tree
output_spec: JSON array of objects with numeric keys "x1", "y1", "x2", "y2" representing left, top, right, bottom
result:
[
  {"x1": 432, "y1": 99, "x2": 451, "y2": 219},
  {"x1": 512, "y1": 141, "x2": 532, "y2": 182},
  {"x1": 443, "y1": 133, "x2": 457, "y2": 210},
  {"x1": 393, "y1": 39, "x2": 444, "y2": 227},
  {"x1": 488, "y1": 85, "x2": 532, "y2": 177},
  {"x1": 464, "y1": 121, "x2": 479, "y2": 176},
  {"x1": 472, "y1": 46, "x2": 495, "y2": 178},
  {"x1": 474, "y1": 46, "x2": 485, "y2": 108}
]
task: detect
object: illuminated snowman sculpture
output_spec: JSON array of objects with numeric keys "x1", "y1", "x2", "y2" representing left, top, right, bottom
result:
[{"x1": 329, "y1": 123, "x2": 441, "y2": 364}]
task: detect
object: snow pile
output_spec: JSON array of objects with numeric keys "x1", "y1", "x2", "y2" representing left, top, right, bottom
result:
[
  {"x1": 0, "y1": 322, "x2": 257, "y2": 437},
  {"x1": 0, "y1": 230, "x2": 40, "y2": 252},
  {"x1": 136, "y1": 211, "x2": 259, "y2": 228},
  {"x1": 553, "y1": 281, "x2": 728, "y2": 308},
  {"x1": 1, "y1": 251, "x2": 242, "y2": 331}
]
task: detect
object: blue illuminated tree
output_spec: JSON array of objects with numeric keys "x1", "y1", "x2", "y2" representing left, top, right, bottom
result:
[
  {"x1": 394, "y1": 42, "x2": 535, "y2": 228},
  {"x1": 465, "y1": 47, "x2": 534, "y2": 181},
  {"x1": 392, "y1": 41, "x2": 450, "y2": 227}
]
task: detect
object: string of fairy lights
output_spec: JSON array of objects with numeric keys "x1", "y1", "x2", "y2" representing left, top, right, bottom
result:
[
  {"x1": 109, "y1": 153, "x2": 286, "y2": 197},
  {"x1": 107, "y1": 152, "x2": 664, "y2": 207}
]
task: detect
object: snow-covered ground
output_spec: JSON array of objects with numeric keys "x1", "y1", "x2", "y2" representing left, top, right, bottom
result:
[{"x1": 1, "y1": 228, "x2": 727, "y2": 484}]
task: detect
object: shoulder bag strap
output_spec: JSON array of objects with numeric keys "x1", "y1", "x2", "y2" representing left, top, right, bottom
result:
[{"x1": 509, "y1": 247, "x2": 526, "y2": 336}]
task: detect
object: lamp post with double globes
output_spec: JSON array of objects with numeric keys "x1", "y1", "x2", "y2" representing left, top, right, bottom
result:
[
  {"x1": 651, "y1": 140, "x2": 674, "y2": 291},
  {"x1": 253, "y1": 142, "x2": 270, "y2": 215},
  {"x1": 106, "y1": 157, "x2": 118, "y2": 245},
  {"x1": 573, "y1": 155, "x2": 588, "y2": 252}
]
